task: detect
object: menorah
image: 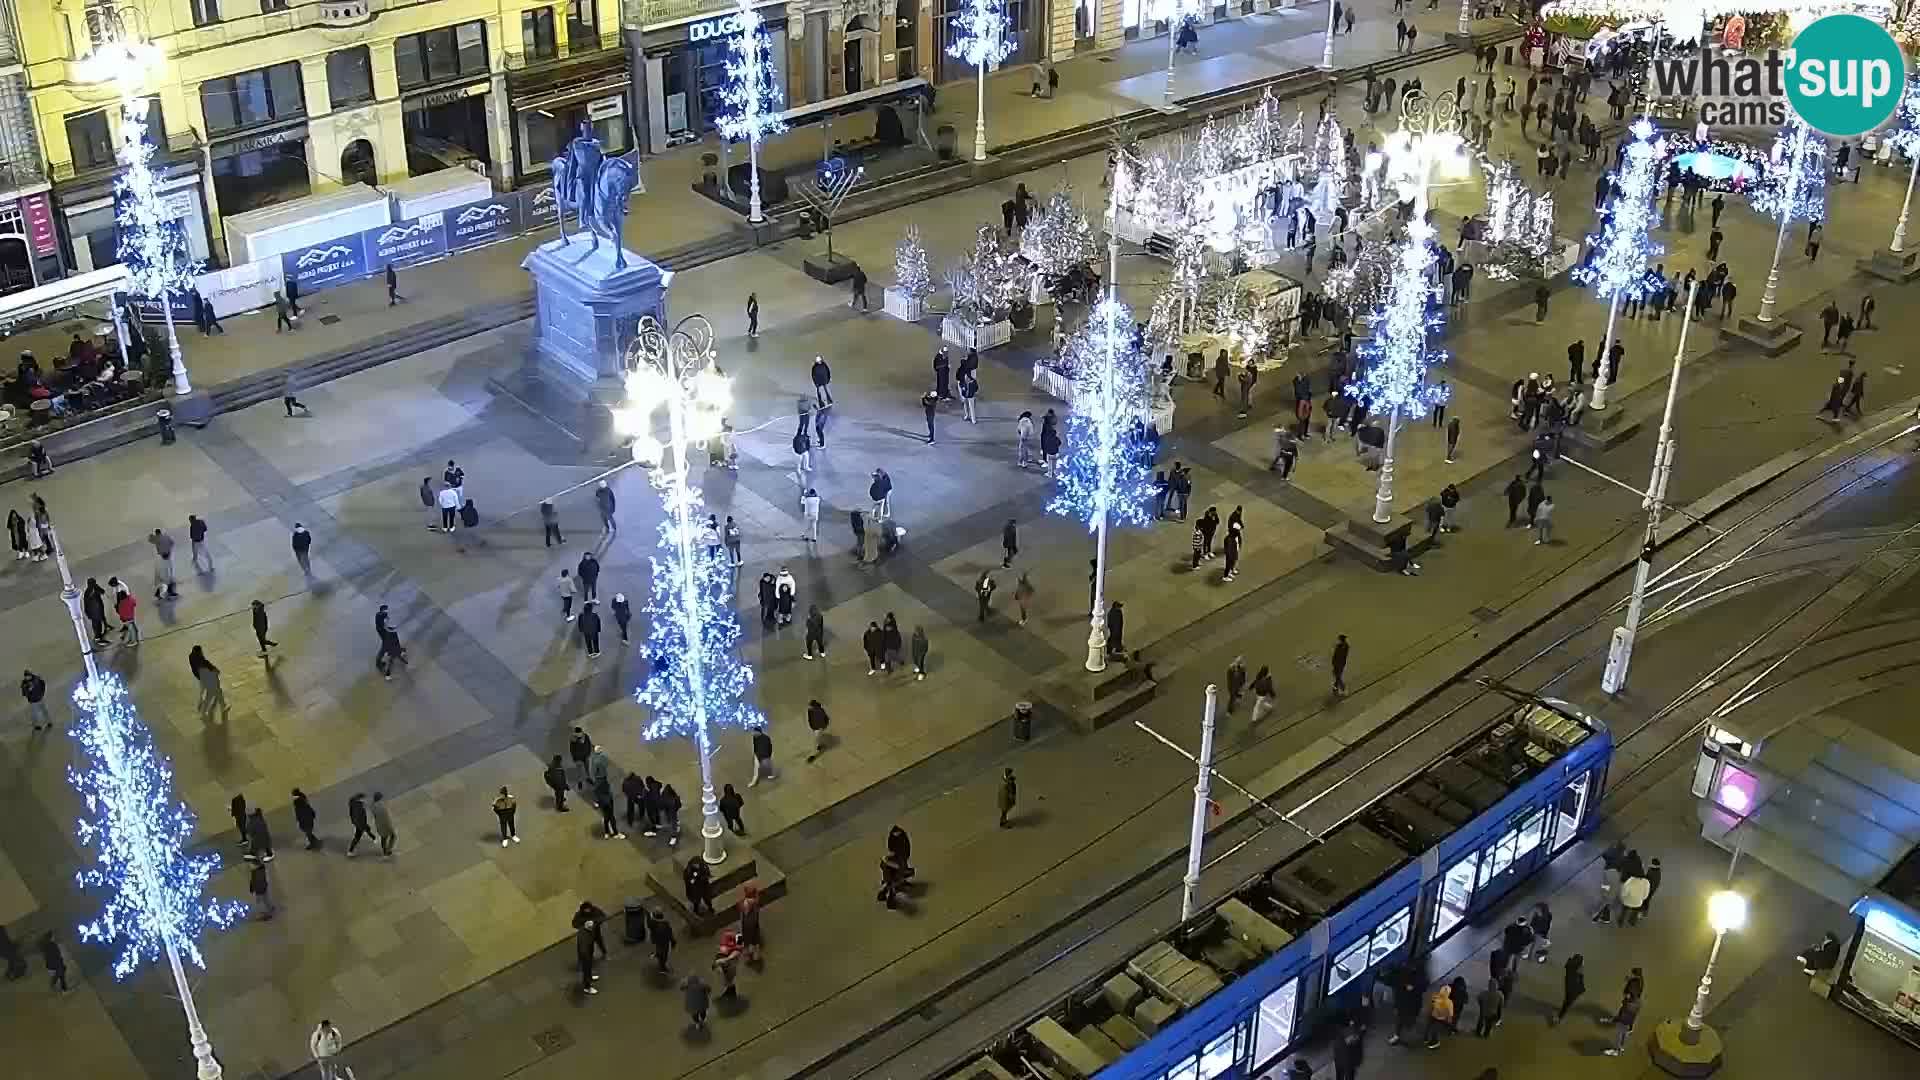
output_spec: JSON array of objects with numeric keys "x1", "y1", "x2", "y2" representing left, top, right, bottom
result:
[{"x1": 795, "y1": 156, "x2": 865, "y2": 266}]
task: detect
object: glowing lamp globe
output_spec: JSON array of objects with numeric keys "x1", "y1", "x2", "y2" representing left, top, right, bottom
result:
[{"x1": 1707, "y1": 891, "x2": 1747, "y2": 934}]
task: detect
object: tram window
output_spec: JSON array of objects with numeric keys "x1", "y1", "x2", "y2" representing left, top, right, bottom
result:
[
  {"x1": 1432, "y1": 852, "x2": 1479, "y2": 940},
  {"x1": 1251, "y1": 978, "x2": 1299, "y2": 1066},
  {"x1": 1552, "y1": 772, "x2": 1591, "y2": 853},
  {"x1": 1515, "y1": 809, "x2": 1546, "y2": 859},
  {"x1": 1369, "y1": 906, "x2": 1411, "y2": 966},
  {"x1": 1162, "y1": 1056, "x2": 1199, "y2": 1080},
  {"x1": 1199, "y1": 1020, "x2": 1247, "y2": 1079},
  {"x1": 1480, "y1": 831, "x2": 1520, "y2": 888},
  {"x1": 1329, "y1": 935, "x2": 1371, "y2": 992}
]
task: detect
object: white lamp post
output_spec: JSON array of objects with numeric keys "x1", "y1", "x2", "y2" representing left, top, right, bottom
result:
[
  {"x1": 1756, "y1": 127, "x2": 1813, "y2": 324},
  {"x1": 715, "y1": 0, "x2": 787, "y2": 226},
  {"x1": 1602, "y1": 281, "x2": 1695, "y2": 695},
  {"x1": 1457, "y1": 0, "x2": 1472, "y2": 38},
  {"x1": 620, "y1": 315, "x2": 756, "y2": 866},
  {"x1": 78, "y1": 6, "x2": 191, "y2": 395},
  {"x1": 948, "y1": 0, "x2": 1014, "y2": 163},
  {"x1": 1886, "y1": 80, "x2": 1920, "y2": 253},
  {"x1": 1687, "y1": 891, "x2": 1748, "y2": 1033},
  {"x1": 1320, "y1": 0, "x2": 1337, "y2": 70},
  {"x1": 1180, "y1": 685, "x2": 1219, "y2": 920},
  {"x1": 1892, "y1": 154, "x2": 1918, "y2": 253},
  {"x1": 41, "y1": 504, "x2": 231, "y2": 1080},
  {"x1": 1370, "y1": 91, "x2": 1466, "y2": 525}
]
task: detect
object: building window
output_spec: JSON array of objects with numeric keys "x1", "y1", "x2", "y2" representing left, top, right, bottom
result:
[
  {"x1": 191, "y1": 0, "x2": 222, "y2": 26},
  {"x1": 522, "y1": 7, "x2": 557, "y2": 60},
  {"x1": 260, "y1": 0, "x2": 290, "y2": 10},
  {"x1": 200, "y1": 61, "x2": 306, "y2": 135},
  {"x1": 567, "y1": 0, "x2": 600, "y2": 45},
  {"x1": 1251, "y1": 978, "x2": 1298, "y2": 1067},
  {"x1": 327, "y1": 47, "x2": 375, "y2": 109},
  {"x1": 66, "y1": 109, "x2": 113, "y2": 169},
  {"x1": 396, "y1": 21, "x2": 490, "y2": 90}
]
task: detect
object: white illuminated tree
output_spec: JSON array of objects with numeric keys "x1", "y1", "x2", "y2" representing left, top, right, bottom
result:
[
  {"x1": 1358, "y1": 221, "x2": 1451, "y2": 524},
  {"x1": 1572, "y1": 119, "x2": 1665, "y2": 411},
  {"x1": 1885, "y1": 77, "x2": 1920, "y2": 253},
  {"x1": 1481, "y1": 159, "x2": 1557, "y2": 280},
  {"x1": 1020, "y1": 191, "x2": 1098, "y2": 296},
  {"x1": 116, "y1": 95, "x2": 197, "y2": 394},
  {"x1": 947, "y1": 0, "x2": 1013, "y2": 163},
  {"x1": 714, "y1": 0, "x2": 787, "y2": 224},
  {"x1": 1749, "y1": 118, "x2": 1823, "y2": 324},
  {"x1": 895, "y1": 224, "x2": 933, "y2": 299}
]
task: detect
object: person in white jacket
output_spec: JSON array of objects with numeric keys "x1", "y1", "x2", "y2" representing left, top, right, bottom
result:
[{"x1": 310, "y1": 1019, "x2": 343, "y2": 1080}]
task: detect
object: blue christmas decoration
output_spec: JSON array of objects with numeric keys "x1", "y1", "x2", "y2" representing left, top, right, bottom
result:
[
  {"x1": 634, "y1": 483, "x2": 764, "y2": 743},
  {"x1": 68, "y1": 673, "x2": 246, "y2": 981},
  {"x1": 947, "y1": 0, "x2": 1015, "y2": 70},
  {"x1": 1047, "y1": 297, "x2": 1158, "y2": 531},
  {"x1": 1887, "y1": 76, "x2": 1920, "y2": 159},
  {"x1": 116, "y1": 97, "x2": 199, "y2": 305},
  {"x1": 714, "y1": 0, "x2": 787, "y2": 146},
  {"x1": 1354, "y1": 221, "x2": 1450, "y2": 424},
  {"x1": 1574, "y1": 119, "x2": 1665, "y2": 303},
  {"x1": 1750, "y1": 120, "x2": 1826, "y2": 225}
]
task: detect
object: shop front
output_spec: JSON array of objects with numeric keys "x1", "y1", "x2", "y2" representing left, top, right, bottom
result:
[
  {"x1": 1835, "y1": 893, "x2": 1920, "y2": 1047},
  {"x1": 505, "y1": 50, "x2": 632, "y2": 186},
  {"x1": 637, "y1": 2, "x2": 790, "y2": 151},
  {"x1": 935, "y1": 0, "x2": 1039, "y2": 81},
  {"x1": 208, "y1": 123, "x2": 313, "y2": 219},
  {"x1": 401, "y1": 80, "x2": 494, "y2": 177},
  {"x1": 56, "y1": 157, "x2": 215, "y2": 275}
]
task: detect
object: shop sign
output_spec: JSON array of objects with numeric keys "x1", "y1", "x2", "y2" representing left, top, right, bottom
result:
[
  {"x1": 281, "y1": 235, "x2": 368, "y2": 291},
  {"x1": 587, "y1": 95, "x2": 625, "y2": 121},
  {"x1": 447, "y1": 195, "x2": 523, "y2": 252},
  {"x1": 366, "y1": 211, "x2": 449, "y2": 268},
  {"x1": 217, "y1": 125, "x2": 307, "y2": 158},
  {"x1": 406, "y1": 82, "x2": 488, "y2": 111},
  {"x1": 522, "y1": 183, "x2": 560, "y2": 227},
  {"x1": 689, "y1": 12, "x2": 748, "y2": 41},
  {"x1": 19, "y1": 193, "x2": 55, "y2": 257}
]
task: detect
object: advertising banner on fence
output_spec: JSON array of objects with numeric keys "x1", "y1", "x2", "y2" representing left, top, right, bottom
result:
[
  {"x1": 446, "y1": 195, "x2": 523, "y2": 252},
  {"x1": 282, "y1": 236, "x2": 368, "y2": 292},
  {"x1": 522, "y1": 183, "x2": 559, "y2": 229},
  {"x1": 366, "y1": 211, "x2": 449, "y2": 269},
  {"x1": 197, "y1": 258, "x2": 285, "y2": 319},
  {"x1": 125, "y1": 289, "x2": 196, "y2": 322}
]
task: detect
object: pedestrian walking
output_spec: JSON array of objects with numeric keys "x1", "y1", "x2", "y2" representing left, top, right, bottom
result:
[
  {"x1": 40, "y1": 930, "x2": 68, "y2": 992},
  {"x1": 557, "y1": 569, "x2": 576, "y2": 621},
  {"x1": 187, "y1": 514, "x2": 214, "y2": 572},
  {"x1": 576, "y1": 922, "x2": 600, "y2": 995},
  {"x1": 1445, "y1": 416, "x2": 1461, "y2": 462},
  {"x1": 291, "y1": 522, "x2": 313, "y2": 574},
  {"x1": 683, "y1": 973, "x2": 712, "y2": 1028},
  {"x1": 274, "y1": 290, "x2": 296, "y2": 332},
  {"x1": 1533, "y1": 495, "x2": 1555, "y2": 545},
  {"x1": 593, "y1": 776, "x2": 622, "y2": 839},
  {"x1": 608, "y1": 592, "x2": 632, "y2": 644},
  {"x1": 738, "y1": 881, "x2": 765, "y2": 964},
  {"x1": 1248, "y1": 665, "x2": 1276, "y2": 723},
  {"x1": 189, "y1": 646, "x2": 229, "y2": 719},
  {"x1": 719, "y1": 783, "x2": 747, "y2": 834},
  {"x1": 578, "y1": 601, "x2": 602, "y2": 658},
  {"x1": 850, "y1": 264, "x2": 870, "y2": 310},
  {"x1": 750, "y1": 726, "x2": 777, "y2": 786},
  {"x1": 806, "y1": 699, "x2": 831, "y2": 760},
  {"x1": 922, "y1": 390, "x2": 939, "y2": 443},
  {"x1": 1226, "y1": 656, "x2": 1248, "y2": 711},
  {"x1": 1331, "y1": 634, "x2": 1350, "y2": 694},
  {"x1": 228, "y1": 793, "x2": 249, "y2": 842},
  {"x1": 1644, "y1": 858, "x2": 1663, "y2": 913},
  {"x1": 542, "y1": 755, "x2": 571, "y2": 812},
  {"x1": 149, "y1": 528, "x2": 179, "y2": 599},
  {"x1": 1423, "y1": 983, "x2": 1455, "y2": 1048},
  {"x1": 863, "y1": 621, "x2": 884, "y2": 674},
  {"x1": 746, "y1": 292, "x2": 759, "y2": 338},
  {"x1": 1041, "y1": 410, "x2": 1062, "y2": 474},
  {"x1": 713, "y1": 930, "x2": 743, "y2": 999},
  {"x1": 648, "y1": 905, "x2": 676, "y2": 972},
  {"x1": 910, "y1": 625, "x2": 930, "y2": 679},
  {"x1": 1001, "y1": 518, "x2": 1019, "y2": 568},
  {"x1": 7, "y1": 508, "x2": 29, "y2": 562},
  {"x1": 249, "y1": 599, "x2": 279, "y2": 657},
  {"x1": 975, "y1": 569, "x2": 996, "y2": 622},
  {"x1": 20, "y1": 669, "x2": 50, "y2": 732},
  {"x1": 248, "y1": 807, "x2": 275, "y2": 862},
  {"x1": 1222, "y1": 520, "x2": 1243, "y2": 582},
  {"x1": 684, "y1": 855, "x2": 716, "y2": 916},
  {"x1": 369, "y1": 792, "x2": 395, "y2": 855},
  {"x1": 493, "y1": 787, "x2": 520, "y2": 846},
  {"x1": 1474, "y1": 980, "x2": 1505, "y2": 1036},
  {"x1": 997, "y1": 766, "x2": 1018, "y2": 827},
  {"x1": 346, "y1": 793, "x2": 374, "y2": 854},
  {"x1": 293, "y1": 788, "x2": 320, "y2": 849},
  {"x1": 309, "y1": 1021, "x2": 343, "y2": 1080},
  {"x1": 1605, "y1": 985, "x2": 1642, "y2": 1055},
  {"x1": 1106, "y1": 600, "x2": 1126, "y2": 656},
  {"x1": 1237, "y1": 358, "x2": 1258, "y2": 417},
  {"x1": 282, "y1": 370, "x2": 309, "y2": 415},
  {"x1": 594, "y1": 480, "x2": 617, "y2": 535},
  {"x1": 386, "y1": 263, "x2": 403, "y2": 306},
  {"x1": 540, "y1": 499, "x2": 564, "y2": 546},
  {"x1": 1621, "y1": 869, "x2": 1651, "y2": 925}
]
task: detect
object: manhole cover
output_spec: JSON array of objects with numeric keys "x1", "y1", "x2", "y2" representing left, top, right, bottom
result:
[
  {"x1": 1470, "y1": 606, "x2": 1499, "y2": 623},
  {"x1": 319, "y1": 314, "x2": 343, "y2": 325},
  {"x1": 532, "y1": 1025, "x2": 574, "y2": 1055}
]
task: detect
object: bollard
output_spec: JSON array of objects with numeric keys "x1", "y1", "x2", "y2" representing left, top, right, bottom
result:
[{"x1": 1013, "y1": 701, "x2": 1033, "y2": 741}]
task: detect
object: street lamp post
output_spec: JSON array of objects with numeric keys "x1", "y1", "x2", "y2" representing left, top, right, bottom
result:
[
  {"x1": 1457, "y1": 0, "x2": 1472, "y2": 38},
  {"x1": 1180, "y1": 685, "x2": 1219, "y2": 920},
  {"x1": 948, "y1": 0, "x2": 1013, "y2": 163},
  {"x1": 1602, "y1": 281, "x2": 1695, "y2": 695},
  {"x1": 1652, "y1": 890, "x2": 1747, "y2": 1075},
  {"x1": 1370, "y1": 91, "x2": 1465, "y2": 525},
  {"x1": 1756, "y1": 129, "x2": 1810, "y2": 324},
  {"x1": 1320, "y1": 0, "x2": 1337, "y2": 70},
  {"x1": 1687, "y1": 892, "x2": 1748, "y2": 1033},
  {"x1": 42, "y1": 509, "x2": 229, "y2": 1080},
  {"x1": 1892, "y1": 154, "x2": 1918, "y2": 253},
  {"x1": 620, "y1": 315, "x2": 750, "y2": 866}
]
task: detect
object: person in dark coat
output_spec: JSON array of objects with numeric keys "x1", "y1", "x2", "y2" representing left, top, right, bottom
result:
[
  {"x1": 576, "y1": 922, "x2": 600, "y2": 994},
  {"x1": 40, "y1": 931, "x2": 67, "y2": 992},
  {"x1": 543, "y1": 755, "x2": 570, "y2": 812},
  {"x1": 933, "y1": 347, "x2": 952, "y2": 400},
  {"x1": 577, "y1": 601, "x2": 602, "y2": 658},
  {"x1": 568, "y1": 726, "x2": 594, "y2": 790},
  {"x1": 1526, "y1": 480, "x2": 1547, "y2": 525},
  {"x1": 718, "y1": 783, "x2": 747, "y2": 835},
  {"x1": 247, "y1": 807, "x2": 274, "y2": 862},
  {"x1": 647, "y1": 905, "x2": 677, "y2": 972},
  {"x1": 610, "y1": 592, "x2": 632, "y2": 644},
  {"x1": 683, "y1": 857, "x2": 715, "y2": 916},
  {"x1": 83, "y1": 578, "x2": 108, "y2": 644},
  {"x1": 347, "y1": 793, "x2": 374, "y2": 854},
  {"x1": 1106, "y1": 601, "x2": 1126, "y2": 656},
  {"x1": 881, "y1": 614, "x2": 903, "y2": 671},
  {"x1": 230, "y1": 793, "x2": 249, "y2": 843},
  {"x1": 862, "y1": 621, "x2": 885, "y2": 674},
  {"x1": 1551, "y1": 953, "x2": 1586, "y2": 1024},
  {"x1": 292, "y1": 788, "x2": 319, "y2": 849}
]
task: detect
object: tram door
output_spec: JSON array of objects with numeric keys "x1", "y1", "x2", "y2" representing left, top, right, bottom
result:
[{"x1": 1548, "y1": 771, "x2": 1593, "y2": 853}]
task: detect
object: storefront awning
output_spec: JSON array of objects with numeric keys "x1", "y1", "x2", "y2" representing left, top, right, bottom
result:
[
  {"x1": 0, "y1": 263, "x2": 128, "y2": 332},
  {"x1": 774, "y1": 78, "x2": 929, "y2": 128},
  {"x1": 1700, "y1": 716, "x2": 1920, "y2": 906}
]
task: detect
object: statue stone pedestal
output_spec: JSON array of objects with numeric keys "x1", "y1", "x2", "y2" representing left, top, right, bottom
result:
[{"x1": 521, "y1": 233, "x2": 670, "y2": 403}]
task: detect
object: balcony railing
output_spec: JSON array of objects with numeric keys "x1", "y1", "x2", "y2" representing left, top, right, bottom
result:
[
  {"x1": 504, "y1": 31, "x2": 621, "y2": 73},
  {"x1": 51, "y1": 128, "x2": 201, "y2": 183}
]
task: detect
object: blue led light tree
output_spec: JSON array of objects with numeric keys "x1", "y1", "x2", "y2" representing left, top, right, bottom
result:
[
  {"x1": 1358, "y1": 220, "x2": 1450, "y2": 524},
  {"x1": 1048, "y1": 296, "x2": 1158, "y2": 671},
  {"x1": 1572, "y1": 118, "x2": 1665, "y2": 412},
  {"x1": 715, "y1": 0, "x2": 787, "y2": 225},
  {"x1": 947, "y1": 0, "x2": 1014, "y2": 163},
  {"x1": 619, "y1": 314, "x2": 763, "y2": 865},
  {"x1": 1884, "y1": 77, "x2": 1920, "y2": 254},
  {"x1": 1750, "y1": 119, "x2": 1824, "y2": 324}
]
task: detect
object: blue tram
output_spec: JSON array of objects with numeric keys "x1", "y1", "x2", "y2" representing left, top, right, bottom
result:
[{"x1": 951, "y1": 699, "x2": 1611, "y2": 1080}]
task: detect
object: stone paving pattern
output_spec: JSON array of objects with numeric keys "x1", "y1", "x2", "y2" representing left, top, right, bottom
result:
[{"x1": 3, "y1": 4, "x2": 1919, "y2": 1079}]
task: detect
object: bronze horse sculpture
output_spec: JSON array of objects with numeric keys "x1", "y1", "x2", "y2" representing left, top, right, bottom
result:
[{"x1": 549, "y1": 126, "x2": 640, "y2": 270}]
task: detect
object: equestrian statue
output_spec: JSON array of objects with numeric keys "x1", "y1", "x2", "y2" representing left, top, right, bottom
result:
[{"x1": 549, "y1": 123, "x2": 640, "y2": 270}]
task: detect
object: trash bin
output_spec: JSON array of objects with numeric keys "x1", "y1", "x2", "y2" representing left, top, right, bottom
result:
[
  {"x1": 156, "y1": 409, "x2": 176, "y2": 445},
  {"x1": 623, "y1": 898, "x2": 646, "y2": 944},
  {"x1": 1013, "y1": 701, "x2": 1033, "y2": 741}
]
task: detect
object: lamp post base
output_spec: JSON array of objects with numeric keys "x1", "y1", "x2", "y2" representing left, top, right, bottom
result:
[
  {"x1": 1718, "y1": 315, "x2": 1803, "y2": 357},
  {"x1": 1859, "y1": 246, "x2": 1920, "y2": 283},
  {"x1": 1650, "y1": 1019, "x2": 1725, "y2": 1077}
]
